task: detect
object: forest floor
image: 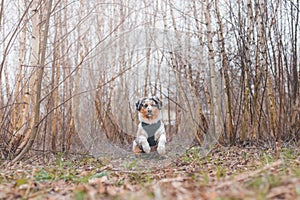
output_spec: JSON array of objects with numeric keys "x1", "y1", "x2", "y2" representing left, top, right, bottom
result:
[{"x1": 0, "y1": 145, "x2": 300, "y2": 200}]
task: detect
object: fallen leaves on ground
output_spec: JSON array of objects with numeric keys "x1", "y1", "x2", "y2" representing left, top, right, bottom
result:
[{"x1": 0, "y1": 146, "x2": 300, "y2": 200}]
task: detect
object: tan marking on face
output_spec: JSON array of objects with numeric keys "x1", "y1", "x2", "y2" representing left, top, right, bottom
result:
[{"x1": 139, "y1": 99, "x2": 160, "y2": 120}]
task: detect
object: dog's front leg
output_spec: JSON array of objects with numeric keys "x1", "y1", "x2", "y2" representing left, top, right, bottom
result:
[
  {"x1": 157, "y1": 134, "x2": 166, "y2": 155},
  {"x1": 138, "y1": 136, "x2": 151, "y2": 153}
]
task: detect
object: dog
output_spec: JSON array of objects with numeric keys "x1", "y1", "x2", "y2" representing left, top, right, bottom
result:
[{"x1": 132, "y1": 96, "x2": 166, "y2": 155}]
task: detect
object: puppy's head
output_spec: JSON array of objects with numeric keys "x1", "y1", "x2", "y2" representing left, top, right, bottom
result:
[{"x1": 136, "y1": 97, "x2": 162, "y2": 123}]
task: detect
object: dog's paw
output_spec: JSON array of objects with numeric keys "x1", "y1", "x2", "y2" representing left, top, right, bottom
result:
[
  {"x1": 142, "y1": 143, "x2": 151, "y2": 153},
  {"x1": 133, "y1": 146, "x2": 143, "y2": 154},
  {"x1": 157, "y1": 144, "x2": 166, "y2": 155}
]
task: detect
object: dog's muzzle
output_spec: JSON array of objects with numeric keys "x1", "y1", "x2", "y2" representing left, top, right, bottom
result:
[{"x1": 147, "y1": 109, "x2": 153, "y2": 116}]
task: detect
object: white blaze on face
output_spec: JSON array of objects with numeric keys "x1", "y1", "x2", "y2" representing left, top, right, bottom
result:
[{"x1": 139, "y1": 99, "x2": 161, "y2": 124}]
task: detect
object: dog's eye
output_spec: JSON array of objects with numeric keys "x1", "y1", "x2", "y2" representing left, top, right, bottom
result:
[
  {"x1": 149, "y1": 102, "x2": 158, "y2": 107},
  {"x1": 142, "y1": 104, "x2": 148, "y2": 108}
]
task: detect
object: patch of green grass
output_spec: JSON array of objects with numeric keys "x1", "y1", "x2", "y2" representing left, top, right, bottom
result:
[
  {"x1": 144, "y1": 173, "x2": 153, "y2": 184},
  {"x1": 55, "y1": 152, "x2": 64, "y2": 168},
  {"x1": 266, "y1": 174, "x2": 282, "y2": 188},
  {"x1": 216, "y1": 166, "x2": 226, "y2": 180},
  {"x1": 68, "y1": 170, "x2": 109, "y2": 184},
  {"x1": 296, "y1": 187, "x2": 300, "y2": 195},
  {"x1": 206, "y1": 155, "x2": 211, "y2": 163},
  {"x1": 200, "y1": 171, "x2": 209, "y2": 184},
  {"x1": 15, "y1": 178, "x2": 28, "y2": 187},
  {"x1": 74, "y1": 190, "x2": 88, "y2": 200},
  {"x1": 246, "y1": 176, "x2": 264, "y2": 189},
  {"x1": 32, "y1": 156, "x2": 110, "y2": 184},
  {"x1": 127, "y1": 172, "x2": 153, "y2": 186},
  {"x1": 91, "y1": 171, "x2": 108, "y2": 179},
  {"x1": 128, "y1": 173, "x2": 142, "y2": 185},
  {"x1": 246, "y1": 176, "x2": 268, "y2": 198},
  {"x1": 182, "y1": 155, "x2": 192, "y2": 163},
  {"x1": 242, "y1": 150, "x2": 248, "y2": 159},
  {"x1": 122, "y1": 160, "x2": 140, "y2": 170},
  {"x1": 182, "y1": 147, "x2": 204, "y2": 163},
  {"x1": 34, "y1": 170, "x2": 54, "y2": 182},
  {"x1": 292, "y1": 168, "x2": 300, "y2": 178},
  {"x1": 82, "y1": 156, "x2": 104, "y2": 168},
  {"x1": 261, "y1": 152, "x2": 274, "y2": 165},
  {"x1": 246, "y1": 173, "x2": 283, "y2": 199},
  {"x1": 280, "y1": 148, "x2": 297, "y2": 160},
  {"x1": 180, "y1": 153, "x2": 194, "y2": 163},
  {"x1": 74, "y1": 174, "x2": 91, "y2": 184}
]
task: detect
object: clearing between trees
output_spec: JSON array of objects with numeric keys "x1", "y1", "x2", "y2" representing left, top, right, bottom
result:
[{"x1": 1, "y1": 146, "x2": 299, "y2": 200}]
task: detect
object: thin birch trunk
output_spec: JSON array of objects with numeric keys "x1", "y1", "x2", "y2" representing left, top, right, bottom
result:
[
  {"x1": 13, "y1": 0, "x2": 53, "y2": 163},
  {"x1": 0, "y1": 0, "x2": 4, "y2": 28},
  {"x1": 204, "y1": 0, "x2": 222, "y2": 142},
  {"x1": 12, "y1": 0, "x2": 28, "y2": 133},
  {"x1": 8, "y1": 0, "x2": 29, "y2": 154},
  {"x1": 168, "y1": 1, "x2": 207, "y2": 144},
  {"x1": 215, "y1": 0, "x2": 234, "y2": 144}
]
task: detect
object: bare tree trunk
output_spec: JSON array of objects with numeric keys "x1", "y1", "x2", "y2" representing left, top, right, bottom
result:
[
  {"x1": 290, "y1": 0, "x2": 300, "y2": 145},
  {"x1": 0, "y1": 0, "x2": 4, "y2": 28},
  {"x1": 12, "y1": 0, "x2": 28, "y2": 132},
  {"x1": 168, "y1": 1, "x2": 207, "y2": 144},
  {"x1": 204, "y1": 0, "x2": 222, "y2": 142},
  {"x1": 0, "y1": 0, "x2": 4, "y2": 76},
  {"x1": 12, "y1": 0, "x2": 53, "y2": 163},
  {"x1": 215, "y1": 0, "x2": 234, "y2": 145},
  {"x1": 50, "y1": 11, "x2": 61, "y2": 152},
  {"x1": 238, "y1": 0, "x2": 255, "y2": 143},
  {"x1": 7, "y1": 0, "x2": 29, "y2": 155},
  {"x1": 291, "y1": 0, "x2": 299, "y2": 104},
  {"x1": 7, "y1": 0, "x2": 39, "y2": 157}
]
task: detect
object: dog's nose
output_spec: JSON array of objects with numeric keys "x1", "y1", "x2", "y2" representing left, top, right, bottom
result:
[{"x1": 148, "y1": 109, "x2": 152, "y2": 113}]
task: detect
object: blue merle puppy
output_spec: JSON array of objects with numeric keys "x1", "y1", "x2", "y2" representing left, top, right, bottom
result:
[{"x1": 133, "y1": 96, "x2": 166, "y2": 155}]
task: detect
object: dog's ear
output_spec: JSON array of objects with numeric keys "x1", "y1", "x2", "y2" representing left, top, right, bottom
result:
[
  {"x1": 152, "y1": 96, "x2": 162, "y2": 110},
  {"x1": 136, "y1": 98, "x2": 145, "y2": 111},
  {"x1": 136, "y1": 100, "x2": 142, "y2": 111}
]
